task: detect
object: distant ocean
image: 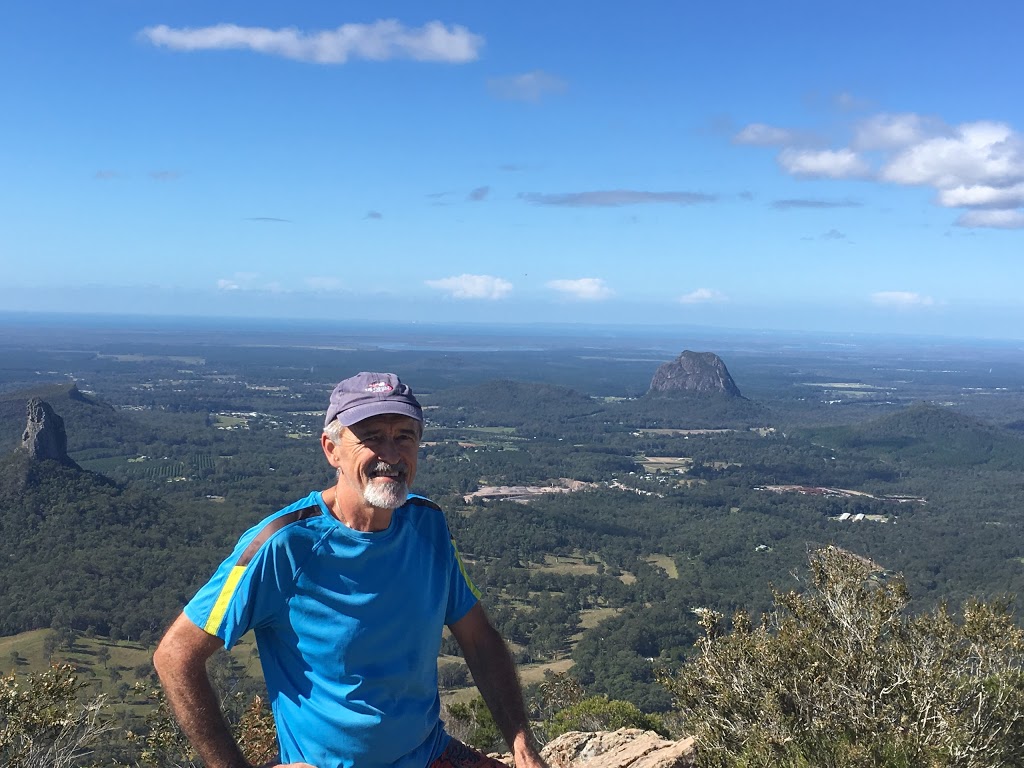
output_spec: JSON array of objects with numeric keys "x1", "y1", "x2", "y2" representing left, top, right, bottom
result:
[{"x1": 0, "y1": 310, "x2": 1020, "y2": 356}]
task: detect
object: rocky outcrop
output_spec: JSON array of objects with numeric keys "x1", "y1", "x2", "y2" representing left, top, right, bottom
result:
[
  {"x1": 491, "y1": 729, "x2": 696, "y2": 768},
  {"x1": 20, "y1": 398, "x2": 79, "y2": 467},
  {"x1": 650, "y1": 351, "x2": 741, "y2": 397}
]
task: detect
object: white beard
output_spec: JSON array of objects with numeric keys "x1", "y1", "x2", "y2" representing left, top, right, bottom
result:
[{"x1": 362, "y1": 479, "x2": 408, "y2": 510}]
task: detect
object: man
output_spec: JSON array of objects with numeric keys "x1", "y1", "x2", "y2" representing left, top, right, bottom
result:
[{"x1": 154, "y1": 372, "x2": 546, "y2": 768}]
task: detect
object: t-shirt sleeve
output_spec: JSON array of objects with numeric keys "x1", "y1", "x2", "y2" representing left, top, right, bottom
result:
[
  {"x1": 184, "y1": 522, "x2": 296, "y2": 649},
  {"x1": 445, "y1": 533, "x2": 481, "y2": 626}
]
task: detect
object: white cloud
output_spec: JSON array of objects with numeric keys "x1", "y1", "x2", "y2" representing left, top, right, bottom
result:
[
  {"x1": 778, "y1": 148, "x2": 870, "y2": 179},
  {"x1": 853, "y1": 113, "x2": 938, "y2": 150},
  {"x1": 547, "y1": 278, "x2": 613, "y2": 301},
  {"x1": 425, "y1": 274, "x2": 512, "y2": 299},
  {"x1": 881, "y1": 121, "x2": 1024, "y2": 189},
  {"x1": 217, "y1": 279, "x2": 241, "y2": 292},
  {"x1": 679, "y1": 288, "x2": 727, "y2": 304},
  {"x1": 871, "y1": 291, "x2": 935, "y2": 308},
  {"x1": 487, "y1": 70, "x2": 567, "y2": 102},
  {"x1": 140, "y1": 20, "x2": 483, "y2": 64},
  {"x1": 938, "y1": 183, "x2": 1024, "y2": 209},
  {"x1": 738, "y1": 107, "x2": 1024, "y2": 229},
  {"x1": 955, "y1": 209, "x2": 1024, "y2": 229},
  {"x1": 733, "y1": 123, "x2": 799, "y2": 147}
]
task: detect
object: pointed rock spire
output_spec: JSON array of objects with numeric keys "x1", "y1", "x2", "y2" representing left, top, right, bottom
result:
[{"x1": 20, "y1": 398, "x2": 78, "y2": 467}]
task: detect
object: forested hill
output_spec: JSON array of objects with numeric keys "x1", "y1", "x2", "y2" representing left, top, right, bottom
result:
[
  {"x1": 0, "y1": 450, "x2": 222, "y2": 640},
  {"x1": 803, "y1": 402, "x2": 1024, "y2": 468},
  {"x1": 427, "y1": 379, "x2": 768, "y2": 434}
]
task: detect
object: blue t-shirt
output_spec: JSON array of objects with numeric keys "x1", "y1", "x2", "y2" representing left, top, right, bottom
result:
[{"x1": 184, "y1": 492, "x2": 480, "y2": 768}]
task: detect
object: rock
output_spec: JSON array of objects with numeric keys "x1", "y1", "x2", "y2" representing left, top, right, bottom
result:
[
  {"x1": 20, "y1": 398, "x2": 78, "y2": 467},
  {"x1": 649, "y1": 351, "x2": 741, "y2": 397},
  {"x1": 539, "y1": 729, "x2": 696, "y2": 768}
]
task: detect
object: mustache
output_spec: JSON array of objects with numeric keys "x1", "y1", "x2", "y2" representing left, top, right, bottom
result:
[{"x1": 369, "y1": 461, "x2": 408, "y2": 478}]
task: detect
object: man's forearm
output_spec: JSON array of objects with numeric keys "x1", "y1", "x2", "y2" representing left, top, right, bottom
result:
[
  {"x1": 461, "y1": 623, "x2": 540, "y2": 760},
  {"x1": 158, "y1": 659, "x2": 252, "y2": 768},
  {"x1": 153, "y1": 637, "x2": 252, "y2": 768}
]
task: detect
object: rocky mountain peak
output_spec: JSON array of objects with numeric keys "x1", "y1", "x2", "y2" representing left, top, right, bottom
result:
[
  {"x1": 20, "y1": 398, "x2": 78, "y2": 467},
  {"x1": 649, "y1": 350, "x2": 742, "y2": 397}
]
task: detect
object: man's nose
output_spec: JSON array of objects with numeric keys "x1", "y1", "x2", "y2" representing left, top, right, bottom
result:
[{"x1": 375, "y1": 438, "x2": 401, "y2": 463}]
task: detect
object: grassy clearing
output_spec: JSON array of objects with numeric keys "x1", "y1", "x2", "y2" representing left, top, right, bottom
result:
[
  {"x1": 645, "y1": 554, "x2": 679, "y2": 579},
  {"x1": 578, "y1": 606, "x2": 622, "y2": 630},
  {"x1": 639, "y1": 456, "x2": 693, "y2": 473},
  {"x1": 531, "y1": 553, "x2": 602, "y2": 576}
]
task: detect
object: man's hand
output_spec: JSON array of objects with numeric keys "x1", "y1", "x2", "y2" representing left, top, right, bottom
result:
[{"x1": 512, "y1": 736, "x2": 548, "y2": 768}]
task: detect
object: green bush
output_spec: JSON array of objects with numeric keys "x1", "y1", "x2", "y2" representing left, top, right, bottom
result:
[
  {"x1": 546, "y1": 695, "x2": 667, "y2": 739},
  {"x1": 660, "y1": 547, "x2": 1024, "y2": 768}
]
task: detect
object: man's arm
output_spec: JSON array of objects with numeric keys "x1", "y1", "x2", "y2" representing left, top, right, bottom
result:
[
  {"x1": 449, "y1": 603, "x2": 547, "y2": 768},
  {"x1": 153, "y1": 614, "x2": 316, "y2": 768},
  {"x1": 153, "y1": 613, "x2": 257, "y2": 768}
]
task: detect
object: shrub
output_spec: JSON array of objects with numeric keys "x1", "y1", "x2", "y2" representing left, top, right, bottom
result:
[
  {"x1": 0, "y1": 664, "x2": 111, "y2": 768},
  {"x1": 545, "y1": 695, "x2": 667, "y2": 739},
  {"x1": 659, "y1": 546, "x2": 1024, "y2": 768}
]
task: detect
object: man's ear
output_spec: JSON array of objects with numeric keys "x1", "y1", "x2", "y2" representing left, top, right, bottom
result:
[{"x1": 321, "y1": 431, "x2": 342, "y2": 469}]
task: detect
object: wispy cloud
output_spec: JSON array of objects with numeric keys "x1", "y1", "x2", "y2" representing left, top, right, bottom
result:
[
  {"x1": 955, "y1": 209, "x2": 1024, "y2": 229},
  {"x1": 521, "y1": 190, "x2": 716, "y2": 207},
  {"x1": 772, "y1": 198, "x2": 861, "y2": 210},
  {"x1": 140, "y1": 20, "x2": 484, "y2": 64},
  {"x1": 852, "y1": 112, "x2": 938, "y2": 150},
  {"x1": 820, "y1": 229, "x2": 848, "y2": 240},
  {"x1": 94, "y1": 170, "x2": 120, "y2": 180},
  {"x1": 500, "y1": 163, "x2": 526, "y2": 172},
  {"x1": 425, "y1": 274, "x2": 512, "y2": 299},
  {"x1": 834, "y1": 91, "x2": 872, "y2": 112},
  {"x1": 245, "y1": 216, "x2": 290, "y2": 223},
  {"x1": 216, "y1": 272, "x2": 277, "y2": 292},
  {"x1": 733, "y1": 123, "x2": 803, "y2": 147},
  {"x1": 468, "y1": 186, "x2": 490, "y2": 202},
  {"x1": 487, "y1": 70, "x2": 567, "y2": 102},
  {"x1": 149, "y1": 170, "x2": 181, "y2": 181},
  {"x1": 778, "y1": 148, "x2": 869, "y2": 179},
  {"x1": 679, "y1": 288, "x2": 727, "y2": 304},
  {"x1": 871, "y1": 291, "x2": 935, "y2": 308},
  {"x1": 365, "y1": 210, "x2": 383, "y2": 220},
  {"x1": 547, "y1": 278, "x2": 613, "y2": 301}
]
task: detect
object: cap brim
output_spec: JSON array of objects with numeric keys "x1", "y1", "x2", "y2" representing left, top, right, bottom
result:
[{"x1": 335, "y1": 401, "x2": 423, "y2": 427}]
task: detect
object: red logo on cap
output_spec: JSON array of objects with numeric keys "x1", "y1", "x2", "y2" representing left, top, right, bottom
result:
[{"x1": 366, "y1": 382, "x2": 393, "y2": 393}]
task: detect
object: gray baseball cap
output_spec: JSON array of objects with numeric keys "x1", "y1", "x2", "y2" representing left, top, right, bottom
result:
[{"x1": 324, "y1": 372, "x2": 423, "y2": 428}]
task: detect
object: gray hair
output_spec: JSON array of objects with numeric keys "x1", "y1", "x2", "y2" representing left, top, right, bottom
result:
[{"x1": 323, "y1": 419, "x2": 345, "y2": 444}]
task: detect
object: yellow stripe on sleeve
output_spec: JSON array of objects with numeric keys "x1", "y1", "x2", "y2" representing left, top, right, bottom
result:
[
  {"x1": 204, "y1": 565, "x2": 247, "y2": 635},
  {"x1": 452, "y1": 539, "x2": 481, "y2": 599}
]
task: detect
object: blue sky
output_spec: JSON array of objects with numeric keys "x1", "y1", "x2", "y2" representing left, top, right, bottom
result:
[{"x1": 2, "y1": 1, "x2": 1022, "y2": 338}]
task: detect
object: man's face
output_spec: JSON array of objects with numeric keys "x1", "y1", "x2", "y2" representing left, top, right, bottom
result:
[{"x1": 323, "y1": 413, "x2": 421, "y2": 511}]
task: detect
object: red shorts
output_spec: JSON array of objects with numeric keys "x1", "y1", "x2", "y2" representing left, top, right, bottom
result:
[{"x1": 429, "y1": 738, "x2": 509, "y2": 768}]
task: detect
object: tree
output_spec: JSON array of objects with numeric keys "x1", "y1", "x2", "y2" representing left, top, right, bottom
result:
[{"x1": 659, "y1": 547, "x2": 1024, "y2": 767}]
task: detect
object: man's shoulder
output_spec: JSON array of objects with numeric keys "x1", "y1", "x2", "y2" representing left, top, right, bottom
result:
[
  {"x1": 403, "y1": 494, "x2": 443, "y2": 513},
  {"x1": 235, "y1": 493, "x2": 329, "y2": 564}
]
